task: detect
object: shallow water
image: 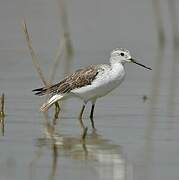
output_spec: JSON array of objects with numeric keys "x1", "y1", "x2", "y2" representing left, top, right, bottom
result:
[{"x1": 1, "y1": 0, "x2": 179, "y2": 180}]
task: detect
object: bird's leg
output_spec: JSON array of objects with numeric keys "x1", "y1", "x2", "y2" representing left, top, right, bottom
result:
[
  {"x1": 90, "y1": 100, "x2": 96, "y2": 129},
  {"x1": 79, "y1": 104, "x2": 85, "y2": 122},
  {"x1": 53, "y1": 102, "x2": 61, "y2": 125},
  {"x1": 78, "y1": 103, "x2": 88, "y2": 139},
  {"x1": 78, "y1": 104, "x2": 86, "y2": 131},
  {"x1": 54, "y1": 102, "x2": 61, "y2": 118}
]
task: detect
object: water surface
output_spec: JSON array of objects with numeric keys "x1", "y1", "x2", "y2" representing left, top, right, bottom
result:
[{"x1": 0, "y1": 0, "x2": 179, "y2": 180}]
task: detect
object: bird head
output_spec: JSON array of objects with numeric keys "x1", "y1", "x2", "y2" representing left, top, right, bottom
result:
[{"x1": 110, "y1": 48, "x2": 152, "y2": 70}]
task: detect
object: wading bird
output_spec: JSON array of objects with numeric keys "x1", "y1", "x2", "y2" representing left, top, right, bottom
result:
[{"x1": 33, "y1": 48, "x2": 151, "y2": 132}]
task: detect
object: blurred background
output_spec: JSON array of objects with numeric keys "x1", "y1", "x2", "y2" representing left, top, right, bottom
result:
[{"x1": 0, "y1": 0, "x2": 179, "y2": 180}]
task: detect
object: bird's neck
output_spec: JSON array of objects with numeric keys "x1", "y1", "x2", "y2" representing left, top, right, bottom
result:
[{"x1": 110, "y1": 60, "x2": 124, "y2": 71}]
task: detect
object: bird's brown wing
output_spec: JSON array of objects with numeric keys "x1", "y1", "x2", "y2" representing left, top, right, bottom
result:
[{"x1": 33, "y1": 65, "x2": 99, "y2": 96}]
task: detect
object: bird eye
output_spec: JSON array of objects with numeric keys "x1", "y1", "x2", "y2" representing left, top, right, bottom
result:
[{"x1": 120, "y1": 53, "x2": 124, "y2": 56}]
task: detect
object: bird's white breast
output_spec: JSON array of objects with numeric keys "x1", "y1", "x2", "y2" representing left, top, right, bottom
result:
[{"x1": 72, "y1": 63, "x2": 125, "y2": 101}]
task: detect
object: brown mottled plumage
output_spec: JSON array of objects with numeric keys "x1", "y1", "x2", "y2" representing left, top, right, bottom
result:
[{"x1": 33, "y1": 65, "x2": 99, "y2": 96}]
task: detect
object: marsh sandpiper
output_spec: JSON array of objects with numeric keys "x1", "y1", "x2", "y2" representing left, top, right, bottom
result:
[{"x1": 33, "y1": 48, "x2": 152, "y2": 132}]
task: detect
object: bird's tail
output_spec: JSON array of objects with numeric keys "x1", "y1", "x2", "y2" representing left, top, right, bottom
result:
[
  {"x1": 32, "y1": 87, "x2": 48, "y2": 96},
  {"x1": 40, "y1": 94, "x2": 64, "y2": 112}
]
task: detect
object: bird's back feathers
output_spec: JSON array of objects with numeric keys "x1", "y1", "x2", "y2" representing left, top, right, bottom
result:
[{"x1": 32, "y1": 65, "x2": 99, "y2": 96}]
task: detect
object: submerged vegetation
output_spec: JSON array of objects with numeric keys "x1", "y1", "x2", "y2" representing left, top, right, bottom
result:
[
  {"x1": 0, "y1": 93, "x2": 5, "y2": 118},
  {"x1": 0, "y1": 93, "x2": 5, "y2": 136}
]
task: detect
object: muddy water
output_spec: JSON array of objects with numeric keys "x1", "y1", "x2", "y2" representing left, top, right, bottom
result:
[{"x1": 0, "y1": 0, "x2": 179, "y2": 180}]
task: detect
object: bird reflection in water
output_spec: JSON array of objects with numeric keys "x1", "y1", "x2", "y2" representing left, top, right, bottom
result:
[{"x1": 31, "y1": 114, "x2": 127, "y2": 180}]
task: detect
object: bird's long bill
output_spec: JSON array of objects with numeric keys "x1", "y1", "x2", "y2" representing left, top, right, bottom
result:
[{"x1": 130, "y1": 58, "x2": 152, "y2": 70}]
